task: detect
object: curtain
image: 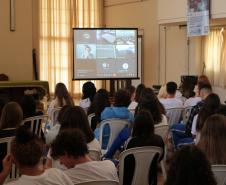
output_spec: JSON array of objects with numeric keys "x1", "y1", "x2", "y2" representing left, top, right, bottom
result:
[
  {"x1": 39, "y1": 0, "x2": 104, "y2": 96},
  {"x1": 203, "y1": 28, "x2": 226, "y2": 87}
]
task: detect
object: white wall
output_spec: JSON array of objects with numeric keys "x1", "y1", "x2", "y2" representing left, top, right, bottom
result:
[
  {"x1": 104, "y1": 0, "x2": 159, "y2": 87},
  {"x1": 0, "y1": 0, "x2": 34, "y2": 80},
  {"x1": 157, "y1": 0, "x2": 226, "y2": 102}
]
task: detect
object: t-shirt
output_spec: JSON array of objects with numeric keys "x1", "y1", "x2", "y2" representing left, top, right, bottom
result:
[
  {"x1": 5, "y1": 168, "x2": 73, "y2": 185},
  {"x1": 47, "y1": 139, "x2": 101, "y2": 169},
  {"x1": 64, "y1": 160, "x2": 119, "y2": 184},
  {"x1": 184, "y1": 97, "x2": 202, "y2": 107},
  {"x1": 79, "y1": 98, "x2": 91, "y2": 109},
  {"x1": 191, "y1": 114, "x2": 198, "y2": 136},
  {"x1": 159, "y1": 98, "x2": 183, "y2": 109}
]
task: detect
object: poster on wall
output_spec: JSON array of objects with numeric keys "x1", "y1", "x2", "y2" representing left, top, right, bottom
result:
[{"x1": 187, "y1": 0, "x2": 210, "y2": 37}]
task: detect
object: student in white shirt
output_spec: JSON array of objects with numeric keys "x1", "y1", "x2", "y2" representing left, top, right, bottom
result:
[
  {"x1": 45, "y1": 106, "x2": 101, "y2": 168},
  {"x1": 159, "y1": 81, "x2": 183, "y2": 109},
  {"x1": 50, "y1": 129, "x2": 119, "y2": 184},
  {"x1": 3, "y1": 126, "x2": 73, "y2": 185},
  {"x1": 79, "y1": 82, "x2": 96, "y2": 109}
]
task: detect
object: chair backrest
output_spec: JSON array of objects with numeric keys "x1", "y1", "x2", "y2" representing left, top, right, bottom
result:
[
  {"x1": 0, "y1": 136, "x2": 19, "y2": 181},
  {"x1": 76, "y1": 180, "x2": 119, "y2": 185},
  {"x1": 22, "y1": 114, "x2": 49, "y2": 137},
  {"x1": 212, "y1": 165, "x2": 226, "y2": 185},
  {"x1": 88, "y1": 113, "x2": 95, "y2": 127},
  {"x1": 119, "y1": 146, "x2": 162, "y2": 185},
  {"x1": 154, "y1": 123, "x2": 169, "y2": 142},
  {"x1": 88, "y1": 149, "x2": 101, "y2": 161},
  {"x1": 50, "y1": 107, "x2": 62, "y2": 126},
  {"x1": 183, "y1": 106, "x2": 193, "y2": 124},
  {"x1": 166, "y1": 107, "x2": 184, "y2": 126},
  {"x1": 99, "y1": 119, "x2": 129, "y2": 151}
]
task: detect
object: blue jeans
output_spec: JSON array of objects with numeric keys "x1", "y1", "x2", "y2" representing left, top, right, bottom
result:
[
  {"x1": 94, "y1": 124, "x2": 110, "y2": 150},
  {"x1": 104, "y1": 127, "x2": 131, "y2": 158},
  {"x1": 171, "y1": 124, "x2": 194, "y2": 149}
]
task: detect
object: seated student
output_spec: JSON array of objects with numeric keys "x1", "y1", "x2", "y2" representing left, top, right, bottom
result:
[
  {"x1": 198, "y1": 114, "x2": 226, "y2": 164},
  {"x1": 45, "y1": 105, "x2": 71, "y2": 145},
  {"x1": 100, "y1": 89, "x2": 133, "y2": 121},
  {"x1": 3, "y1": 126, "x2": 73, "y2": 185},
  {"x1": 20, "y1": 95, "x2": 43, "y2": 119},
  {"x1": 157, "y1": 84, "x2": 167, "y2": 99},
  {"x1": 50, "y1": 129, "x2": 119, "y2": 184},
  {"x1": 190, "y1": 93, "x2": 221, "y2": 141},
  {"x1": 133, "y1": 83, "x2": 146, "y2": 103},
  {"x1": 159, "y1": 81, "x2": 183, "y2": 109},
  {"x1": 0, "y1": 102, "x2": 23, "y2": 173},
  {"x1": 123, "y1": 109, "x2": 165, "y2": 185},
  {"x1": 171, "y1": 83, "x2": 212, "y2": 148},
  {"x1": 194, "y1": 93, "x2": 221, "y2": 140},
  {"x1": 104, "y1": 87, "x2": 166, "y2": 158},
  {"x1": 94, "y1": 89, "x2": 133, "y2": 147},
  {"x1": 183, "y1": 75, "x2": 210, "y2": 108},
  {"x1": 127, "y1": 85, "x2": 137, "y2": 111},
  {"x1": 45, "y1": 106, "x2": 101, "y2": 168},
  {"x1": 47, "y1": 82, "x2": 74, "y2": 117},
  {"x1": 165, "y1": 145, "x2": 216, "y2": 185},
  {"x1": 87, "y1": 89, "x2": 111, "y2": 130},
  {"x1": 79, "y1": 81, "x2": 96, "y2": 109}
]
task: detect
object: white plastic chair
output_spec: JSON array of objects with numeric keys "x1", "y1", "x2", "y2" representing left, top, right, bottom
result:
[
  {"x1": 212, "y1": 165, "x2": 226, "y2": 185},
  {"x1": 154, "y1": 123, "x2": 169, "y2": 180},
  {"x1": 166, "y1": 107, "x2": 184, "y2": 126},
  {"x1": 22, "y1": 114, "x2": 49, "y2": 137},
  {"x1": 88, "y1": 113, "x2": 95, "y2": 127},
  {"x1": 88, "y1": 149, "x2": 101, "y2": 161},
  {"x1": 119, "y1": 146, "x2": 162, "y2": 185},
  {"x1": 99, "y1": 119, "x2": 129, "y2": 153},
  {"x1": 183, "y1": 106, "x2": 193, "y2": 124},
  {"x1": 154, "y1": 123, "x2": 169, "y2": 142},
  {"x1": 75, "y1": 180, "x2": 119, "y2": 185},
  {"x1": 0, "y1": 136, "x2": 19, "y2": 182}
]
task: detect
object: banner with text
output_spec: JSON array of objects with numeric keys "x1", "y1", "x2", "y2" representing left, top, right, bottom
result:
[{"x1": 187, "y1": 0, "x2": 210, "y2": 37}]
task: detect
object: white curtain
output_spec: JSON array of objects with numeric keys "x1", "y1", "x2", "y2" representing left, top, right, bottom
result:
[
  {"x1": 39, "y1": 0, "x2": 104, "y2": 96},
  {"x1": 203, "y1": 28, "x2": 226, "y2": 87}
]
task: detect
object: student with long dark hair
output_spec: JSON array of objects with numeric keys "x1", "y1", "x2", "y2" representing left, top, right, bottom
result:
[
  {"x1": 165, "y1": 145, "x2": 216, "y2": 185},
  {"x1": 87, "y1": 89, "x2": 110, "y2": 130},
  {"x1": 196, "y1": 93, "x2": 221, "y2": 133},
  {"x1": 123, "y1": 109, "x2": 165, "y2": 185},
  {"x1": 0, "y1": 102, "x2": 23, "y2": 173},
  {"x1": 104, "y1": 87, "x2": 166, "y2": 158},
  {"x1": 198, "y1": 114, "x2": 226, "y2": 164},
  {"x1": 79, "y1": 81, "x2": 96, "y2": 109},
  {"x1": 46, "y1": 106, "x2": 101, "y2": 168},
  {"x1": 136, "y1": 87, "x2": 166, "y2": 124}
]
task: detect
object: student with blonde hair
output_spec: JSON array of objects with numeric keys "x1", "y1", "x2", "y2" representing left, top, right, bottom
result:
[{"x1": 198, "y1": 114, "x2": 226, "y2": 164}]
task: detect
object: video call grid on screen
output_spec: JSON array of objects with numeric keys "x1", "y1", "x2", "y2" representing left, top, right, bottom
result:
[{"x1": 73, "y1": 28, "x2": 138, "y2": 80}]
